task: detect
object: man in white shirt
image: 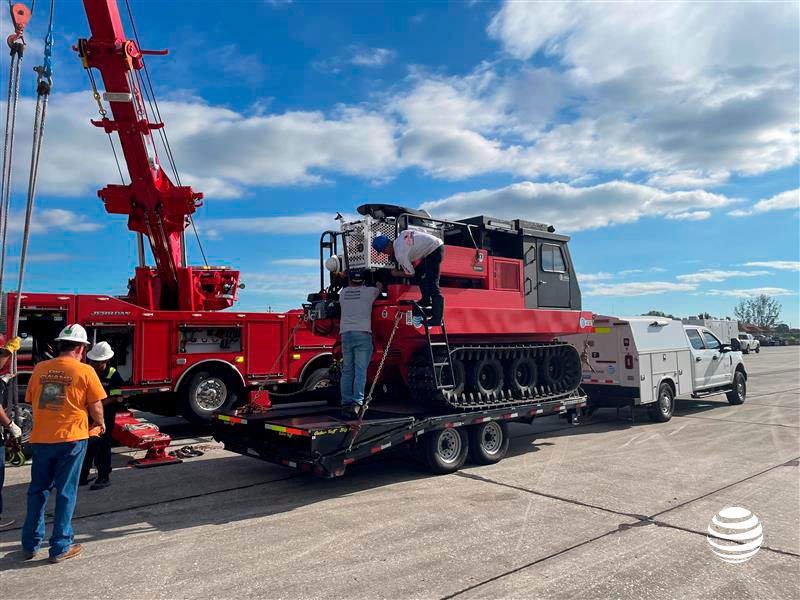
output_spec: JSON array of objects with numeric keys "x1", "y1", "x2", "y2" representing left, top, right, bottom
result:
[
  {"x1": 372, "y1": 231, "x2": 445, "y2": 326},
  {"x1": 338, "y1": 270, "x2": 383, "y2": 418}
]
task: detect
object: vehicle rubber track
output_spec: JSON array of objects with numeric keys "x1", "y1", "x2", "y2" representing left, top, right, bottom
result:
[{"x1": 408, "y1": 342, "x2": 582, "y2": 411}]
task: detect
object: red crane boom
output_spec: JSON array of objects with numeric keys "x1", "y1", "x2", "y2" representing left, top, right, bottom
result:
[{"x1": 77, "y1": 0, "x2": 240, "y2": 311}]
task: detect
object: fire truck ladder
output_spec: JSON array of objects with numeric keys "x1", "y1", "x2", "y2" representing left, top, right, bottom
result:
[{"x1": 404, "y1": 300, "x2": 455, "y2": 391}]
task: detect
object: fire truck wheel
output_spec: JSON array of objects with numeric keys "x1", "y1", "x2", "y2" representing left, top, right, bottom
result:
[
  {"x1": 468, "y1": 356, "x2": 505, "y2": 400},
  {"x1": 468, "y1": 421, "x2": 509, "y2": 465},
  {"x1": 181, "y1": 369, "x2": 239, "y2": 423},
  {"x1": 17, "y1": 402, "x2": 33, "y2": 458},
  {"x1": 420, "y1": 427, "x2": 468, "y2": 474},
  {"x1": 303, "y1": 368, "x2": 332, "y2": 391},
  {"x1": 648, "y1": 381, "x2": 674, "y2": 422},
  {"x1": 506, "y1": 355, "x2": 538, "y2": 398}
]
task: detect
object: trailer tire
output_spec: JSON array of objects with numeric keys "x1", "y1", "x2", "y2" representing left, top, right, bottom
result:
[
  {"x1": 726, "y1": 371, "x2": 746, "y2": 405},
  {"x1": 648, "y1": 381, "x2": 674, "y2": 422},
  {"x1": 302, "y1": 368, "x2": 332, "y2": 391},
  {"x1": 468, "y1": 421, "x2": 509, "y2": 465},
  {"x1": 420, "y1": 428, "x2": 468, "y2": 474},
  {"x1": 468, "y1": 356, "x2": 504, "y2": 400},
  {"x1": 180, "y1": 369, "x2": 240, "y2": 424},
  {"x1": 506, "y1": 355, "x2": 538, "y2": 398}
]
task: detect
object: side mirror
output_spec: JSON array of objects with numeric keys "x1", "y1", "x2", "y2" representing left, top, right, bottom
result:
[
  {"x1": 720, "y1": 345, "x2": 732, "y2": 353},
  {"x1": 730, "y1": 338, "x2": 741, "y2": 351}
]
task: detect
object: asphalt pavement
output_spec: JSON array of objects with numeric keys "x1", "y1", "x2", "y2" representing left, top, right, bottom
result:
[{"x1": 1, "y1": 347, "x2": 798, "y2": 599}]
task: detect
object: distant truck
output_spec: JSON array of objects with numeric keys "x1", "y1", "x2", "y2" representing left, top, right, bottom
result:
[
  {"x1": 681, "y1": 318, "x2": 739, "y2": 346},
  {"x1": 560, "y1": 315, "x2": 747, "y2": 422},
  {"x1": 736, "y1": 333, "x2": 760, "y2": 354}
]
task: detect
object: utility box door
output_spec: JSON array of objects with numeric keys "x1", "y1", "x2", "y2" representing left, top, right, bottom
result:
[
  {"x1": 139, "y1": 321, "x2": 171, "y2": 383},
  {"x1": 246, "y1": 321, "x2": 285, "y2": 377},
  {"x1": 639, "y1": 354, "x2": 654, "y2": 404}
]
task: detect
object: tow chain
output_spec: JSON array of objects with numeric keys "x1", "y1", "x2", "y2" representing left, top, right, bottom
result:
[{"x1": 346, "y1": 310, "x2": 404, "y2": 451}]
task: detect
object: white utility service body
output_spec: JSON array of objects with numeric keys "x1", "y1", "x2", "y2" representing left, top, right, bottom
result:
[{"x1": 560, "y1": 315, "x2": 747, "y2": 420}]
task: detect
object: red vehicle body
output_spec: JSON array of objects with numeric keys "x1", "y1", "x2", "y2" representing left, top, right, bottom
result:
[{"x1": 7, "y1": 292, "x2": 333, "y2": 423}]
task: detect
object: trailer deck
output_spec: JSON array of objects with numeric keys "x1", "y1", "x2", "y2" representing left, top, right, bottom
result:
[{"x1": 212, "y1": 393, "x2": 588, "y2": 477}]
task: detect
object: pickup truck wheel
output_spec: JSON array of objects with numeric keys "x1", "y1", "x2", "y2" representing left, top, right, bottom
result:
[
  {"x1": 648, "y1": 382, "x2": 674, "y2": 423},
  {"x1": 743, "y1": 347, "x2": 750, "y2": 354},
  {"x1": 754, "y1": 346, "x2": 760, "y2": 354},
  {"x1": 468, "y1": 421, "x2": 509, "y2": 465},
  {"x1": 727, "y1": 371, "x2": 746, "y2": 405},
  {"x1": 180, "y1": 369, "x2": 239, "y2": 424},
  {"x1": 420, "y1": 428, "x2": 468, "y2": 474}
]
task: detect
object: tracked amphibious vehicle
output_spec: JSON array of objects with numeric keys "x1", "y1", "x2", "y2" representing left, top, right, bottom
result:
[{"x1": 308, "y1": 204, "x2": 594, "y2": 411}]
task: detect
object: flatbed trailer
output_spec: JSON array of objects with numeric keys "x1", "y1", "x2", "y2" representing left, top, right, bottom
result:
[{"x1": 211, "y1": 392, "x2": 588, "y2": 477}]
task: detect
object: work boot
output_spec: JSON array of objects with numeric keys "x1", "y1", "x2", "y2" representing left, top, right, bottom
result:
[
  {"x1": 341, "y1": 403, "x2": 362, "y2": 419},
  {"x1": 49, "y1": 544, "x2": 82, "y2": 564},
  {"x1": 79, "y1": 476, "x2": 94, "y2": 487},
  {"x1": 22, "y1": 549, "x2": 40, "y2": 560},
  {"x1": 90, "y1": 477, "x2": 110, "y2": 490}
]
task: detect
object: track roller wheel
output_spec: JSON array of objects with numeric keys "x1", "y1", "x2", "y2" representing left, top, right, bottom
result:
[
  {"x1": 440, "y1": 356, "x2": 466, "y2": 398},
  {"x1": 506, "y1": 355, "x2": 538, "y2": 398},
  {"x1": 468, "y1": 355, "x2": 505, "y2": 400},
  {"x1": 420, "y1": 428, "x2": 469, "y2": 474},
  {"x1": 468, "y1": 420, "x2": 509, "y2": 465},
  {"x1": 540, "y1": 351, "x2": 565, "y2": 391}
]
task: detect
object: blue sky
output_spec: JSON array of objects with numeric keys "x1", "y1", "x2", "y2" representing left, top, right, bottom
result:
[{"x1": 1, "y1": 1, "x2": 798, "y2": 325}]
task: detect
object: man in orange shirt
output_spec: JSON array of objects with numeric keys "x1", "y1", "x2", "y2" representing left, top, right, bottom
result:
[{"x1": 21, "y1": 324, "x2": 106, "y2": 563}]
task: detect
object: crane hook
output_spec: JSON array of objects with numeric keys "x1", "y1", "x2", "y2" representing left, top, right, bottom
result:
[{"x1": 6, "y1": 2, "x2": 32, "y2": 51}]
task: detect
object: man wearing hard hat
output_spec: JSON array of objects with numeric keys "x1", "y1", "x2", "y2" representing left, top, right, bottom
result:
[
  {"x1": 79, "y1": 341, "x2": 125, "y2": 490},
  {"x1": 20, "y1": 324, "x2": 106, "y2": 564}
]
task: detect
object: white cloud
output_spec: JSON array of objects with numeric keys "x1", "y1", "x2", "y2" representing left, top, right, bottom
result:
[
  {"x1": 577, "y1": 272, "x2": 613, "y2": 283},
  {"x1": 240, "y1": 272, "x2": 318, "y2": 297},
  {"x1": 729, "y1": 189, "x2": 799, "y2": 217},
  {"x1": 705, "y1": 287, "x2": 796, "y2": 298},
  {"x1": 351, "y1": 48, "x2": 395, "y2": 67},
  {"x1": 485, "y1": 2, "x2": 799, "y2": 185},
  {"x1": 273, "y1": 258, "x2": 319, "y2": 267},
  {"x1": 9, "y1": 253, "x2": 72, "y2": 263},
  {"x1": 666, "y1": 211, "x2": 711, "y2": 222},
  {"x1": 211, "y1": 213, "x2": 341, "y2": 235},
  {"x1": 742, "y1": 261, "x2": 800, "y2": 272},
  {"x1": 4, "y1": 93, "x2": 399, "y2": 198},
  {"x1": 9, "y1": 209, "x2": 101, "y2": 234},
  {"x1": 584, "y1": 281, "x2": 697, "y2": 297},
  {"x1": 421, "y1": 180, "x2": 736, "y2": 233},
  {"x1": 677, "y1": 270, "x2": 771, "y2": 284}
]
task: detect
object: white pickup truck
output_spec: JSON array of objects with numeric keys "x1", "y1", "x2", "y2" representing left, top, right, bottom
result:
[
  {"x1": 737, "y1": 332, "x2": 761, "y2": 354},
  {"x1": 560, "y1": 315, "x2": 748, "y2": 422}
]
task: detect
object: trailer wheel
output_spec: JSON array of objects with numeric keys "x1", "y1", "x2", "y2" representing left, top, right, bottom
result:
[
  {"x1": 468, "y1": 356, "x2": 504, "y2": 399},
  {"x1": 180, "y1": 369, "x2": 240, "y2": 424},
  {"x1": 506, "y1": 355, "x2": 538, "y2": 398},
  {"x1": 648, "y1": 381, "x2": 674, "y2": 422},
  {"x1": 420, "y1": 428, "x2": 468, "y2": 474},
  {"x1": 302, "y1": 368, "x2": 332, "y2": 391},
  {"x1": 726, "y1": 371, "x2": 746, "y2": 405},
  {"x1": 468, "y1": 421, "x2": 509, "y2": 465}
]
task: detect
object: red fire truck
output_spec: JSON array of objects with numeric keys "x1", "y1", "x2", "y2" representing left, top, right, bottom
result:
[{"x1": 2, "y1": 0, "x2": 333, "y2": 438}]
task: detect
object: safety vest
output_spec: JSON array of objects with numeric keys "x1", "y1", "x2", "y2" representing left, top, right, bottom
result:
[{"x1": 104, "y1": 367, "x2": 122, "y2": 397}]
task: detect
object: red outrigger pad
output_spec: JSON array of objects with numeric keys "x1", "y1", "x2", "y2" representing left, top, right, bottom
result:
[{"x1": 113, "y1": 410, "x2": 182, "y2": 468}]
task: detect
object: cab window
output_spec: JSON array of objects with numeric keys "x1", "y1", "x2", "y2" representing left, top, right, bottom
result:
[
  {"x1": 542, "y1": 244, "x2": 566, "y2": 273},
  {"x1": 686, "y1": 329, "x2": 704, "y2": 350},
  {"x1": 738, "y1": 333, "x2": 748, "y2": 340},
  {"x1": 702, "y1": 331, "x2": 721, "y2": 350}
]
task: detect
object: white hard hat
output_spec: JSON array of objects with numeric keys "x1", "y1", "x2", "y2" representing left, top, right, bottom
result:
[
  {"x1": 55, "y1": 324, "x2": 90, "y2": 345},
  {"x1": 87, "y1": 341, "x2": 114, "y2": 362},
  {"x1": 325, "y1": 255, "x2": 342, "y2": 273}
]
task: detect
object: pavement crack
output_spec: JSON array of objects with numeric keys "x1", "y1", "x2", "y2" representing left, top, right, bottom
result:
[{"x1": 455, "y1": 472, "x2": 641, "y2": 521}]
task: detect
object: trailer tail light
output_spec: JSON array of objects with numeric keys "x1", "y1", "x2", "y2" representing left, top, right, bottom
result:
[{"x1": 625, "y1": 355, "x2": 634, "y2": 369}]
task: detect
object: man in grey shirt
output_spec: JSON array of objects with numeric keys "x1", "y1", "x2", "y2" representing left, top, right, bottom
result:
[{"x1": 339, "y1": 269, "x2": 383, "y2": 418}]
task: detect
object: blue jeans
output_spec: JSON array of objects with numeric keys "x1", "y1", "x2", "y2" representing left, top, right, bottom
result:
[
  {"x1": 22, "y1": 440, "x2": 87, "y2": 558},
  {"x1": 340, "y1": 331, "x2": 373, "y2": 407}
]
